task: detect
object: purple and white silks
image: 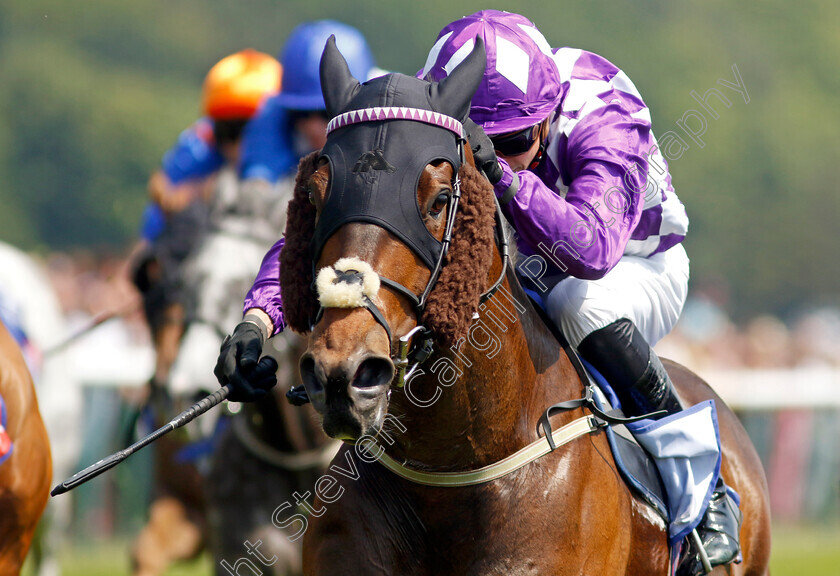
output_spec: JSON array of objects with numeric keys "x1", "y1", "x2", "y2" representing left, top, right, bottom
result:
[
  {"x1": 243, "y1": 40, "x2": 688, "y2": 334},
  {"x1": 493, "y1": 47, "x2": 689, "y2": 279}
]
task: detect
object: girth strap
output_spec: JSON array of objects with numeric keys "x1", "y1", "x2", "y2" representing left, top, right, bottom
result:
[
  {"x1": 371, "y1": 415, "x2": 600, "y2": 487},
  {"x1": 539, "y1": 385, "x2": 666, "y2": 451}
]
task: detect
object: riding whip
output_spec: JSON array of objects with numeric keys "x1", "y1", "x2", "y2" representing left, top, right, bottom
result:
[{"x1": 50, "y1": 385, "x2": 230, "y2": 496}]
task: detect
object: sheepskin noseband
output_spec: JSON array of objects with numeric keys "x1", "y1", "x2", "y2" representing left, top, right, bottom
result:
[
  {"x1": 314, "y1": 256, "x2": 394, "y2": 344},
  {"x1": 316, "y1": 257, "x2": 381, "y2": 309}
]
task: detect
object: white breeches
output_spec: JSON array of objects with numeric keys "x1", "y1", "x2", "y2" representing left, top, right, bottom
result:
[{"x1": 545, "y1": 244, "x2": 690, "y2": 348}]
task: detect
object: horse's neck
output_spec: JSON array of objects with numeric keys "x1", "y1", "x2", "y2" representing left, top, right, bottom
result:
[{"x1": 386, "y1": 267, "x2": 584, "y2": 470}]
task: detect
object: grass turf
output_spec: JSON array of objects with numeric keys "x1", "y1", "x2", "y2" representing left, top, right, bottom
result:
[{"x1": 21, "y1": 523, "x2": 840, "y2": 575}]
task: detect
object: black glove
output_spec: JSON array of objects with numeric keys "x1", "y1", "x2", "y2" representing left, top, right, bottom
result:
[
  {"x1": 463, "y1": 118, "x2": 504, "y2": 185},
  {"x1": 214, "y1": 321, "x2": 279, "y2": 402}
]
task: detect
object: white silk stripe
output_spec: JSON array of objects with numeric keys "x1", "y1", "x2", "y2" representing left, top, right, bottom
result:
[
  {"x1": 421, "y1": 31, "x2": 453, "y2": 78},
  {"x1": 444, "y1": 38, "x2": 475, "y2": 76},
  {"x1": 494, "y1": 36, "x2": 530, "y2": 94},
  {"x1": 624, "y1": 236, "x2": 662, "y2": 257},
  {"x1": 558, "y1": 96, "x2": 607, "y2": 138},
  {"x1": 610, "y1": 70, "x2": 644, "y2": 100},
  {"x1": 553, "y1": 47, "x2": 582, "y2": 84},
  {"x1": 631, "y1": 108, "x2": 652, "y2": 123},
  {"x1": 562, "y1": 78, "x2": 612, "y2": 112},
  {"x1": 518, "y1": 22, "x2": 554, "y2": 58},
  {"x1": 371, "y1": 416, "x2": 599, "y2": 487},
  {"x1": 658, "y1": 195, "x2": 690, "y2": 237}
]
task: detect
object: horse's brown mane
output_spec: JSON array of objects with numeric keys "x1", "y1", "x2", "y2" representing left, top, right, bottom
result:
[
  {"x1": 423, "y1": 161, "x2": 495, "y2": 345},
  {"x1": 279, "y1": 153, "x2": 496, "y2": 346}
]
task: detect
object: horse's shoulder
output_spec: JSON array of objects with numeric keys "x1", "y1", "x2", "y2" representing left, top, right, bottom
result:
[{"x1": 0, "y1": 326, "x2": 35, "y2": 416}]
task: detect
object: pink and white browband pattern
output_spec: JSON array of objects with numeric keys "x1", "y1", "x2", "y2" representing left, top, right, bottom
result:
[{"x1": 326, "y1": 107, "x2": 464, "y2": 139}]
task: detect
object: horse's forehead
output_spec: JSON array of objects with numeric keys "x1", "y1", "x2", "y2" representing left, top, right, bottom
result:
[
  {"x1": 344, "y1": 74, "x2": 432, "y2": 112},
  {"x1": 313, "y1": 126, "x2": 460, "y2": 272},
  {"x1": 318, "y1": 160, "x2": 452, "y2": 186}
]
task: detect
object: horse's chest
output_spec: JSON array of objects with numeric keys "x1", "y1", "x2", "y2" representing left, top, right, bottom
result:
[{"x1": 316, "y1": 470, "x2": 625, "y2": 575}]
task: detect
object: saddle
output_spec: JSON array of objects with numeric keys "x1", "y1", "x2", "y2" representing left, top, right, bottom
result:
[
  {"x1": 524, "y1": 288, "x2": 728, "y2": 555},
  {"x1": 523, "y1": 290, "x2": 670, "y2": 518}
]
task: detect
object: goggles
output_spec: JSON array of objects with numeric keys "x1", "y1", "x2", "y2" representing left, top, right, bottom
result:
[{"x1": 490, "y1": 123, "x2": 542, "y2": 156}]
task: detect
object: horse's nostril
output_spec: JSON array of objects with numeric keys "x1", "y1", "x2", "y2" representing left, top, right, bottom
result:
[
  {"x1": 300, "y1": 355, "x2": 321, "y2": 392},
  {"x1": 353, "y1": 357, "x2": 395, "y2": 389}
]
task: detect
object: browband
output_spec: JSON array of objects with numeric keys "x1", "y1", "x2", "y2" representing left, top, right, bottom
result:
[{"x1": 326, "y1": 106, "x2": 465, "y2": 139}]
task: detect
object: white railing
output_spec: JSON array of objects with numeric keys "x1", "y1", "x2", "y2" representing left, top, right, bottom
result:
[{"x1": 705, "y1": 367, "x2": 840, "y2": 409}]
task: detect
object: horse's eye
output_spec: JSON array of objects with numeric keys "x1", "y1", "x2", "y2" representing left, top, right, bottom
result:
[
  {"x1": 308, "y1": 186, "x2": 315, "y2": 205},
  {"x1": 429, "y1": 192, "x2": 450, "y2": 217}
]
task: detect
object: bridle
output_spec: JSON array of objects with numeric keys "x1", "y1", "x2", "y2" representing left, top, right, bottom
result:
[{"x1": 310, "y1": 106, "x2": 511, "y2": 387}]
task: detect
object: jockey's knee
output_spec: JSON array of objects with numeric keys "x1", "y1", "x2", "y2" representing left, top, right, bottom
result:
[{"x1": 546, "y1": 278, "x2": 631, "y2": 348}]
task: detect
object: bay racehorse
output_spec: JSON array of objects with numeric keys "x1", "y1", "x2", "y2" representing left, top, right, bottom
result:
[
  {"x1": 277, "y1": 38, "x2": 771, "y2": 575},
  {"x1": 0, "y1": 319, "x2": 52, "y2": 574},
  {"x1": 0, "y1": 240, "x2": 81, "y2": 576}
]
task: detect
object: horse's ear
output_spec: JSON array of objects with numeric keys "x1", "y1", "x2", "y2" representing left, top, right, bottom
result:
[
  {"x1": 429, "y1": 36, "x2": 486, "y2": 121},
  {"x1": 320, "y1": 35, "x2": 362, "y2": 118}
]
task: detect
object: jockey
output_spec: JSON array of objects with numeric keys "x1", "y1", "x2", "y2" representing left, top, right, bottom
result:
[
  {"x1": 419, "y1": 11, "x2": 740, "y2": 575},
  {"x1": 133, "y1": 49, "x2": 281, "y2": 386},
  {"x1": 238, "y1": 19, "x2": 381, "y2": 185}
]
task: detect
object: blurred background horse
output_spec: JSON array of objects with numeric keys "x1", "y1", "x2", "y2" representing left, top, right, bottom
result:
[
  {"x1": 0, "y1": 241, "x2": 81, "y2": 576},
  {"x1": 0, "y1": 244, "x2": 56, "y2": 574},
  {"x1": 130, "y1": 170, "x2": 336, "y2": 576},
  {"x1": 0, "y1": 320, "x2": 51, "y2": 575}
]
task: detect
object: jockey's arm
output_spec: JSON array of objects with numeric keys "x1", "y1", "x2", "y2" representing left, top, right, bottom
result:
[
  {"x1": 241, "y1": 238, "x2": 286, "y2": 336},
  {"x1": 152, "y1": 119, "x2": 226, "y2": 213},
  {"x1": 148, "y1": 170, "x2": 208, "y2": 214},
  {"x1": 214, "y1": 238, "x2": 285, "y2": 401},
  {"x1": 495, "y1": 102, "x2": 653, "y2": 280}
]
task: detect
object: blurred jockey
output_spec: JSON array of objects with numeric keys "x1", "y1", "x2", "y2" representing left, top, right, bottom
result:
[
  {"x1": 132, "y1": 49, "x2": 281, "y2": 387},
  {"x1": 238, "y1": 19, "x2": 381, "y2": 185},
  {"x1": 209, "y1": 20, "x2": 382, "y2": 403},
  {"x1": 127, "y1": 49, "x2": 282, "y2": 576}
]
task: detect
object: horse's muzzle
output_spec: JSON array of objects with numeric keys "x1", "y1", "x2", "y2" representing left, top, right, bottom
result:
[{"x1": 299, "y1": 352, "x2": 395, "y2": 440}]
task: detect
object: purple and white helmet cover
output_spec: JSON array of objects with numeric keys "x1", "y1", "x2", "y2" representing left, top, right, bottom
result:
[{"x1": 420, "y1": 10, "x2": 563, "y2": 135}]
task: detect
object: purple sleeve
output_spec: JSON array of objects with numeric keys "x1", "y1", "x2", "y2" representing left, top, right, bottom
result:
[
  {"x1": 496, "y1": 101, "x2": 653, "y2": 280},
  {"x1": 243, "y1": 238, "x2": 286, "y2": 335}
]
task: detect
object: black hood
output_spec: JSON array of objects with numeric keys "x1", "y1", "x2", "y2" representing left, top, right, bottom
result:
[{"x1": 310, "y1": 35, "x2": 486, "y2": 270}]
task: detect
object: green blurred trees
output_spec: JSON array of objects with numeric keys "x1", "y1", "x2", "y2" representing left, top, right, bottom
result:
[{"x1": 0, "y1": 0, "x2": 837, "y2": 318}]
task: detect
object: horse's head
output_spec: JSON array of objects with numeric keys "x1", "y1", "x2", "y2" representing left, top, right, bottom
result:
[{"x1": 280, "y1": 36, "x2": 498, "y2": 441}]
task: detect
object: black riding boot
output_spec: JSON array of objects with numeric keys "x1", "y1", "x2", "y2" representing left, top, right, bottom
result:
[
  {"x1": 578, "y1": 318, "x2": 742, "y2": 575},
  {"x1": 577, "y1": 318, "x2": 681, "y2": 417},
  {"x1": 677, "y1": 477, "x2": 743, "y2": 575}
]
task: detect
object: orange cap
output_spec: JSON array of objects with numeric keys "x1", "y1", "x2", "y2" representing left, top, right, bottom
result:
[{"x1": 202, "y1": 49, "x2": 282, "y2": 120}]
